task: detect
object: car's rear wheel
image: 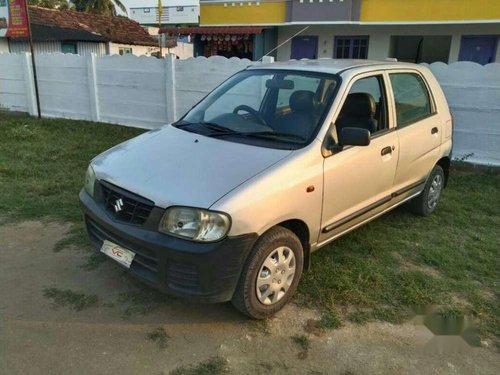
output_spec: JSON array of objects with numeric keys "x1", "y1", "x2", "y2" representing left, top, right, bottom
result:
[
  {"x1": 410, "y1": 165, "x2": 445, "y2": 216},
  {"x1": 232, "y1": 226, "x2": 303, "y2": 319}
]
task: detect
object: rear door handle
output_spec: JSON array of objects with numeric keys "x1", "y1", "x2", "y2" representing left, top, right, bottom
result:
[
  {"x1": 431, "y1": 127, "x2": 439, "y2": 134},
  {"x1": 381, "y1": 146, "x2": 393, "y2": 156}
]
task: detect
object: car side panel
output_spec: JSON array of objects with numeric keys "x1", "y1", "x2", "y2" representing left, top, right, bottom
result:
[
  {"x1": 392, "y1": 115, "x2": 442, "y2": 190},
  {"x1": 210, "y1": 141, "x2": 324, "y2": 243},
  {"x1": 319, "y1": 131, "x2": 400, "y2": 244}
]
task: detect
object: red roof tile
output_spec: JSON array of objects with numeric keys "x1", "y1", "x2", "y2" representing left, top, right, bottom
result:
[{"x1": 21, "y1": 6, "x2": 157, "y2": 46}]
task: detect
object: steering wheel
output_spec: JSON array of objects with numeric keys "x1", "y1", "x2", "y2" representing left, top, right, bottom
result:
[{"x1": 233, "y1": 105, "x2": 267, "y2": 126}]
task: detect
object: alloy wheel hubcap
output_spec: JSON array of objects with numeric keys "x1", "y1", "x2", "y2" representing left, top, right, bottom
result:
[
  {"x1": 256, "y1": 246, "x2": 296, "y2": 305},
  {"x1": 427, "y1": 174, "x2": 443, "y2": 209}
]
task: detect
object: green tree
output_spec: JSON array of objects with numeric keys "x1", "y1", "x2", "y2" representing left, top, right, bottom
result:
[
  {"x1": 71, "y1": 0, "x2": 127, "y2": 16},
  {"x1": 28, "y1": 0, "x2": 72, "y2": 9}
]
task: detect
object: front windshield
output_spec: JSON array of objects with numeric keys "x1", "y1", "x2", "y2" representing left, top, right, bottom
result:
[{"x1": 178, "y1": 69, "x2": 339, "y2": 149}]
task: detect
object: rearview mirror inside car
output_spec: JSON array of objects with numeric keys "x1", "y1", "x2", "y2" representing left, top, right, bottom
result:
[{"x1": 265, "y1": 79, "x2": 294, "y2": 90}]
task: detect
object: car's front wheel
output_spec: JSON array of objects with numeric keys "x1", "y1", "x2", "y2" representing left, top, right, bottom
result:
[
  {"x1": 232, "y1": 226, "x2": 304, "y2": 319},
  {"x1": 410, "y1": 165, "x2": 445, "y2": 216}
]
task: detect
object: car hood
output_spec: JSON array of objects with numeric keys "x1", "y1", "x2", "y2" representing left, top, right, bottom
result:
[{"x1": 92, "y1": 125, "x2": 292, "y2": 209}]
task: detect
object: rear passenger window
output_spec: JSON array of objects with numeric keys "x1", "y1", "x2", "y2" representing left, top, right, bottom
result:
[{"x1": 389, "y1": 73, "x2": 432, "y2": 127}]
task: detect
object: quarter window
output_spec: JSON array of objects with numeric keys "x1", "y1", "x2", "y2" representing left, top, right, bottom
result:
[{"x1": 389, "y1": 73, "x2": 432, "y2": 127}]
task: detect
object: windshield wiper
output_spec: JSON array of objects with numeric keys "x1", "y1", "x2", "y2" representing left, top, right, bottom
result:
[
  {"x1": 173, "y1": 121, "x2": 238, "y2": 134},
  {"x1": 176, "y1": 122, "x2": 306, "y2": 143},
  {"x1": 199, "y1": 122, "x2": 238, "y2": 133},
  {"x1": 209, "y1": 130, "x2": 305, "y2": 143},
  {"x1": 247, "y1": 131, "x2": 306, "y2": 142}
]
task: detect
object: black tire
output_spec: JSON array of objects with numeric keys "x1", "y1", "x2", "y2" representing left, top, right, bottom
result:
[
  {"x1": 232, "y1": 226, "x2": 304, "y2": 319},
  {"x1": 409, "y1": 165, "x2": 445, "y2": 216}
]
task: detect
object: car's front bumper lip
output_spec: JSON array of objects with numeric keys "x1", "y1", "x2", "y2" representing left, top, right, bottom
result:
[{"x1": 79, "y1": 188, "x2": 258, "y2": 303}]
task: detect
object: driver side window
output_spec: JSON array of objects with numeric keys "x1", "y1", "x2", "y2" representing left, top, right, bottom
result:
[
  {"x1": 204, "y1": 74, "x2": 268, "y2": 122},
  {"x1": 335, "y1": 75, "x2": 388, "y2": 140}
]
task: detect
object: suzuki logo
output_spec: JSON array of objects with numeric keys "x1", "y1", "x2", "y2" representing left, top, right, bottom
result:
[{"x1": 114, "y1": 198, "x2": 124, "y2": 213}]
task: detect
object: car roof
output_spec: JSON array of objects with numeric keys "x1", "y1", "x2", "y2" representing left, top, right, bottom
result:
[{"x1": 247, "y1": 59, "x2": 422, "y2": 75}]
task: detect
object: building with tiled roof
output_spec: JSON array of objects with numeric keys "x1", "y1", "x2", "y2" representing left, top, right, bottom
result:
[{"x1": 1, "y1": 6, "x2": 160, "y2": 57}]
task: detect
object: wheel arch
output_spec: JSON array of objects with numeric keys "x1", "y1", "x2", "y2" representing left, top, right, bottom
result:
[
  {"x1": 437, "y1": 156, "x2": 451, "y2": 187},
  {"x1": 276, "y1": 219, "x2": 311, "y2": 271}
]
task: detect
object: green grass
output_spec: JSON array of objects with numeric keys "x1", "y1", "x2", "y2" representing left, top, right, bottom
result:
[
  {"x1": 80, "y1": 252, "x2": 108, "y2": 271},
  {"x1": 0, "y1": 114, "x2": 144, "y2": 224},
  {"x1": 292, "y1": 334, "x2": 311, "y2": 351},
  {"x1": 317, "y1": 310, "x2": 342, "y2": 329},
  {"x1": 298, "y1": 170, "x2": 500, "y2": 345},
  {"x1": 43, "y1": 287, "x2": 98, "y2": 311},
  {"x1": 117, "y1": 285, "x2": 172, "y2": 317},
  {"x1": 170, "y1": 357, "x2": 227, "y2": 375},
  {"x1": 0, "y1": 114, "x2": 144, "y2": 260},
  {"x1": 147, "y1": 327, "x2": 170, "y2": 349},
  {"x1": 1, "y1": 115, "x2": 499, "y2": 345}
]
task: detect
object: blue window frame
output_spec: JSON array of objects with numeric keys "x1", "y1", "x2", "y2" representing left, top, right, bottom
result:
[{"x1": 334, "y1": 36, "x2": 369, "y2": 59}]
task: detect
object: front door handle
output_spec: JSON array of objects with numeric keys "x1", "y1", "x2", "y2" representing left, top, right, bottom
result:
[
  {"x1": 431, "y1": 127, "x2": 439, "y2": 134},
  {"x1": 381, "y1": 146, "x2": 393, "y2": 156}
]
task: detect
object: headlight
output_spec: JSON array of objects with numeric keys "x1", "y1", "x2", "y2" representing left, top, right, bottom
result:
[
  {"x1": 84, "y1": 164, "x2": 96, "y2": 197},
  {"x1": 159, "y1": 207, "x2": 231, "y2": 242}
]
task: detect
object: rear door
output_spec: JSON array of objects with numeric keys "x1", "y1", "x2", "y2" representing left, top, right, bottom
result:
[{"x1": 387, "y1": 70, "x2": 442, "y2": 195}]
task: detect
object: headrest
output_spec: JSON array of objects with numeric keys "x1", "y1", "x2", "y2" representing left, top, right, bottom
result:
[
  {"x1": 290, "y1": 90, "x2": 315, "y2": 112},
  {"x1": 341, "y1": 93, "x2": 376, "y2": 117}
]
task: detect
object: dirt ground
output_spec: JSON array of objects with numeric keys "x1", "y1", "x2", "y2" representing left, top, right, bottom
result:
[{"x1": 0, "y1": 221, "x2": 498, "y2": 375}]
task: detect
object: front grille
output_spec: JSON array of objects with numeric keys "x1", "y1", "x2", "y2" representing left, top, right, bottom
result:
[
  {"x1": 167, "y1": 261, "x2": 199, "y2": 291},
  {"x1": 85, "y1": 216, "x2": 159, "y2": 283},
  {"x1": 98, "y1": 181, "x2": 154, "y2": 225}
]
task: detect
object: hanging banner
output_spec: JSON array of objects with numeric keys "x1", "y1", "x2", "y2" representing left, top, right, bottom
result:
[
  {"x1": 5, "y1": 0, "x2": 29, "y2": 38},
  {"x1": 0, "y1": 0, "x2": 9, "y2": 37}
]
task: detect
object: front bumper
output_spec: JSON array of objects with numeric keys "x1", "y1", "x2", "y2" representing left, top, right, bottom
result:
[{"x1": 79, "y1": 188, "x2": 258, "y2": 303}]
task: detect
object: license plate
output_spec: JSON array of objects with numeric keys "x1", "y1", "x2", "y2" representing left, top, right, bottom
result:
[{"x1": 100, "y1": 240, "x2": 136, "y2": 268}]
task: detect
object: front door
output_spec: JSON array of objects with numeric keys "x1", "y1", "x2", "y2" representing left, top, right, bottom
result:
[
  {"x1": 458, "y1": 36, "x2": 498, "y2": 65},
  {"x1": 291, "y1": 36, "x2": 318, "y2": 60},
  {"x1": 319, "y1": 72, "x2": 398, "y2": 244}
]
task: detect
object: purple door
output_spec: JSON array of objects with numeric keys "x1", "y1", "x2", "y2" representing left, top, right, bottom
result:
[
  {"x1": 458, "y1": 36, "x2": 498, "y2": 65},
  {"x1": 291, "y1": 36, "x2": 318, "y2": 60}
]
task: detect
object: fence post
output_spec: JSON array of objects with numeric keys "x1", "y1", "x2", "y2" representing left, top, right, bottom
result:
[
  {"x1": 22, "y1": 53, "x2": 38, "y2": 116},
  {"x1": 165, "y1": 54, "x2": 177, "y2": 123},
  {"x1": 87, "y1": 53, "x2": 100, "y2": 122}
]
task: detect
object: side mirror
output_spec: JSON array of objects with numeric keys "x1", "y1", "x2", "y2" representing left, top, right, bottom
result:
[{"x1": 338, "y1": 127, "x2": 371, "y2": 147}]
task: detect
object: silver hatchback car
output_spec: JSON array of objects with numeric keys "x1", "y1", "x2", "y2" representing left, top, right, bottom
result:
[{"x1": 80, "y1": 59, "x2": 452, "y2": 318}]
